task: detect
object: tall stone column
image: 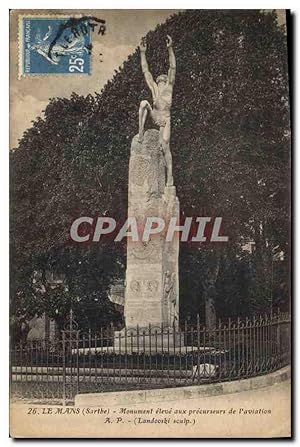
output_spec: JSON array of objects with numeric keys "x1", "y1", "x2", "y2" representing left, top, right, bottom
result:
[
  {"x1": 112, "y1": 33, "x2": 180, "y2": 351},
  {"x1": 114, "y1": 129, "x2": 181, "y2": 350}
]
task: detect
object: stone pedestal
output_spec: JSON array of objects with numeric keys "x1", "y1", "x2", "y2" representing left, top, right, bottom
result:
[{"x1": 113, "y1": 129, "x2": 180, "y2": 352}]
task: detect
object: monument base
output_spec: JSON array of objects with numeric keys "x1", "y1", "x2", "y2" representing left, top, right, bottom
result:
[
  {"x1": 124, "y1": 129, "x2": 180, "y2": 330},
  {"x1": 113, "y1": 328, "x2": 185, "y2": 353}
]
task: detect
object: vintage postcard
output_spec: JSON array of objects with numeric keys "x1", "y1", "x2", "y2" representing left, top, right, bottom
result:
[{"x1": 9, "y1": 9, "x2": 291, "y2": 438}]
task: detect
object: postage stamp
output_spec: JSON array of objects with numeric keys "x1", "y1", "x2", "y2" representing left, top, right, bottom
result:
[{"x1": 18, "y1": 15, "x2": 105, "y2": 77}]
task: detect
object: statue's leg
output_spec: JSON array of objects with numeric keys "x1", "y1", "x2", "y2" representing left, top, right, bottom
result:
[
  {"x1": 138, "y1": 100, "x2": 152, "y2": 142},
  {"x1": 160, "y1": 120, "x2": 173, "y2": 186}
]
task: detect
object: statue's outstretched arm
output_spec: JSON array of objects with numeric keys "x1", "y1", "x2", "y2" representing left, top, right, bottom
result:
[
  {"x1": 167, "y1": 35, "x2": 176, "y2": 85},
  {"x1": 140, "y1": 40, "x2": 155, "y2": 95}
]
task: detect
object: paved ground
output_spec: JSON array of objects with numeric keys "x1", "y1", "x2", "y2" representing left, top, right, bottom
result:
[{"x1": 10, "y1": 380, "x2": 291, "y2": 438}]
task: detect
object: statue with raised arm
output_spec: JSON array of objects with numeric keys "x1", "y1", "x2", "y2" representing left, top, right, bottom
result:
[{"x1": 139, "y1": 35, "x2": 176, "y2": 187}]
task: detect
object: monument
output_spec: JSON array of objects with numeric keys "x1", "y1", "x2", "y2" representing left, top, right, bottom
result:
[{"x1": 114, "y1": 36, "x2": 181, "y2": 351}]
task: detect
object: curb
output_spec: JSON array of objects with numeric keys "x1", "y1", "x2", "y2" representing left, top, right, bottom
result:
[{"x1": 75, "y1": 365, "x2": 291, "y2": 407}]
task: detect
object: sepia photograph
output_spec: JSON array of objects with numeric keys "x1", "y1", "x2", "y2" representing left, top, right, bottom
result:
[{"x1": 9, "y1": 8, "x2": 291, "y2": 438}]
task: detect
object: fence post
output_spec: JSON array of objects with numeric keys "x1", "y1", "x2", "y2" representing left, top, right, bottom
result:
[
  {"x1": 62, "y1": 331, "x2": 66, "y2": 406},
  {"x1": 276, "y1": 308, "x2": 281, "y2": 365},
  {"x1": 237, "y1": 317, "x2": 241, "y2": 375},
  {"x1": 76, "y1": 330, "x2": 80, "y2": 396},
  {"x1": 61, "y1": 310, "x2": 79, "y2": 405}
]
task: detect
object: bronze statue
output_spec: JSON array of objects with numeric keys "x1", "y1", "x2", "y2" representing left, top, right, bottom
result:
[{"x1": 139, "y1": 35, "x2": 176, "y2": 187}]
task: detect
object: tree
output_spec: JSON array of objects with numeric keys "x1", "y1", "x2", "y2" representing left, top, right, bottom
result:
[{"x1": 10, "y1": 10, "x2": 290, "y2": 331}]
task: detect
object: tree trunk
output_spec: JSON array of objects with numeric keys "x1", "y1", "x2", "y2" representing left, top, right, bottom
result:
[
  {"x1": 203, "y1": 255, "x2": 221, "y2": 330},
  {"x1": 205, "y1": 292, "x2": 217, "y2": 331}
]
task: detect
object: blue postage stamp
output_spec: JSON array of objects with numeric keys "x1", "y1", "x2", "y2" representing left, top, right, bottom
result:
[{"x1": 19, "y1": 16, "x2": 95, "y2": 76}]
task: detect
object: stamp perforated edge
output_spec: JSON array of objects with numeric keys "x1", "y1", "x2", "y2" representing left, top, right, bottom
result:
[{"x1": 17, "y1": 13, "x2": 93, "y2": 79}]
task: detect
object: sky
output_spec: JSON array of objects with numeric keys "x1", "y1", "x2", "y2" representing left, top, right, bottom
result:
[{"x1": 10, "y1": 9, "x2": 286, "y2": 149}]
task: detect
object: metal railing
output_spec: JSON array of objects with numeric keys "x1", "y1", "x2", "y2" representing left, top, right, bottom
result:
[{"x1": 10, "y1": 311, "x2": 291, "y2": 405}]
